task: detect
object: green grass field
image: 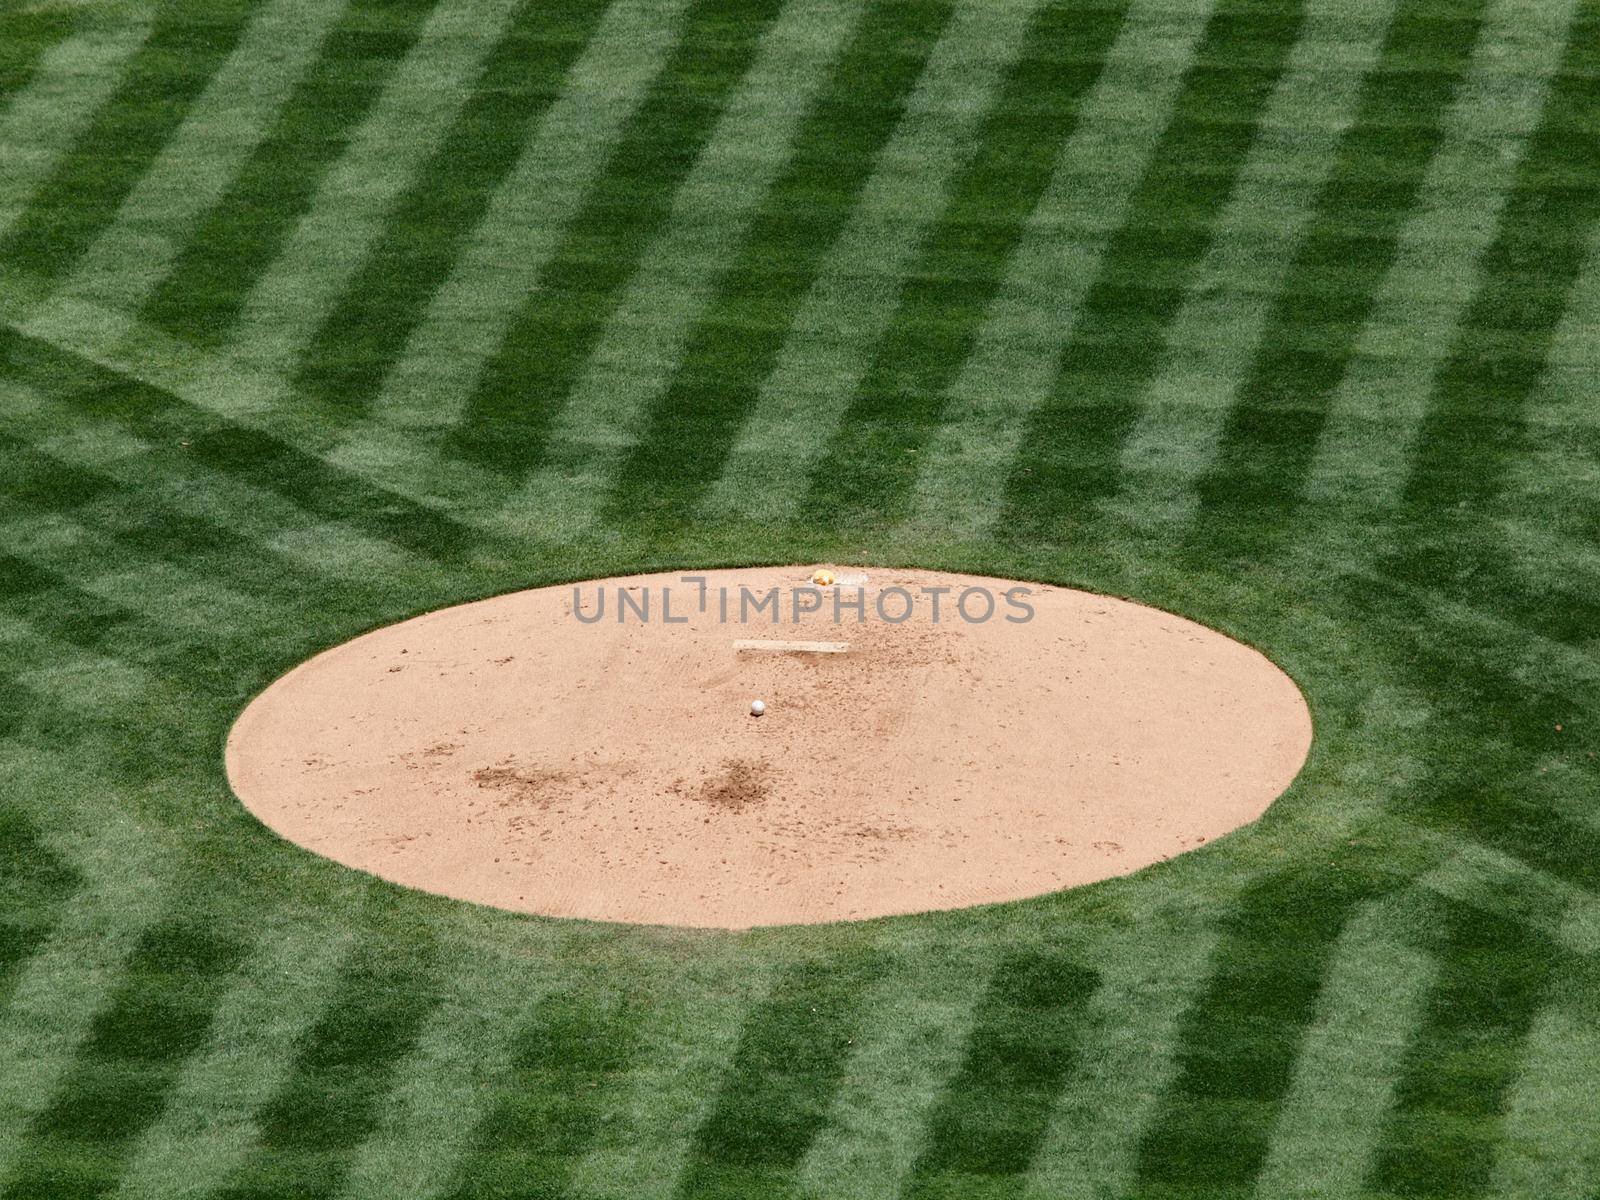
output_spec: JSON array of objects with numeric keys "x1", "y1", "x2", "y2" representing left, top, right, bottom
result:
[{"x1": 2, "y1": 0, "x2": 1598, "y2": 1194}]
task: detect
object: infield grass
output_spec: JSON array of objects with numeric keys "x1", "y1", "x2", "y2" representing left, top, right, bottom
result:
[{"x1": 1, "y1": 0, "x2": 1598, "y2": 1196}]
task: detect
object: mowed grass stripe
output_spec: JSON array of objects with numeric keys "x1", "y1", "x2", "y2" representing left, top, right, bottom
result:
[
  {"x1": 1, "y1": 317, "x2": 483, "y2": 567},
  {"x1": 0, "y1": 420, "x2": 390, "y2": 676},
  {"x1": 1491, "y1": 902, "x2": 1600, "y2": 1200},
  {"x1": 1514, "y1": 216, "x2": 1600, "y2": 429},
  {"x1": 1364, "y1": 885, "x2": 1560, "y2": 1198},
  {"x1": 497, "y1": 0, "x2": 874, "y2": 537},
  {"x1": 1297, "y1": 571, "x2": 1600, "y2": 1194},
  {"x1": 791, "y1": 0, "x2": 1130, "y2": 534},
  {"x1": 1296, "y1": 0, "x2": 1584, "y2": 512},
  {"x1": 795, "y1": 945, "x2": 995, "y2": 1200},
  {"x1": 0, "y1": 19, "x2": 155, "y2": 246},
  {"x1": 1251, "y1": 893, "x2": 1437, "y2": 1199},
  {"x1": 1024, "y1": 921, "x2": 1219, "y2": 1199},
  {"x1": 0, "y1": 811, "x2": 82, "y2": 1015},
  {"x1": 900, "y1": 954, "x2": 1100, "y2": 1200},
  {"x1": 220, "y1": 0, "x2": 527, "y2": 381},
  {"x1": 139, "y1": 0, "x2": 437, "y2": 344},
  {"x1": 0, "y1": 403, "x2": 409, "y2": 680},
  {"x1": 112, "y1": 923, "x2": 357, "y2": 1200},
  {"x1": 56, "y1": 0, "x2": 350, "y2": 313},
  {"x1": 1133, "y1": 849, "x2": 1413, "y2": 1194},
  {"x1": 0, "y1": 920, "x2": 247, "y2": 1200},
  {"x1": 333, "y1": 947, "x2": 575, "y2": 1200},
  {"x1": 0, "y1": 0, "x2": 257, "y2": 285},
  {"x1": 324, "y1": 0, "x2": 691, "y2": 500},
  {"x1": 700, "y1": 0, "x2": 1050, "y2": 527},
  {"x1": 1108, "y1": 0, "x2": 1401, "y2": 534},
  {"x1": 909, "y1": 0, "x2": 1218, "y2": 537},
  {"x1": 290, "y1": 0, "x2": 610, "y2": 422},
  {"x1": 995, "y1": 0, "x2": 1312, "y2": 544},
  {"x1": 441, "y1": 0, "x2": 792, "y2": 480},
  {"x1": 0, "y1": 808, "x2": 174, "y2": 1185},
  {"x1": 673, "y1": 951, "x2": 884, "y2": 1200},
  {"x1": 562, "y1": 960, "x2": 773, "y2": 1200},
  {"x1": 0, "y1": 7, "x2": 78, "y2": 108},
  {"x1": 208, "y1": 942, "x2": 441, "y2": 1200},
  {"x1": 7, "y1": 273, "x2": 511, "y2": 573},
  {"x1": 437, "y1": 986, "x2": 641, "y2": 1200},
  {"x1": 1360, "y1": 0, "x2": 1600, "y2": 664},
  {"x1": 1398, "y1": 0, "x2": 1600, "y2": 514},
  {"x1": 1182, "y1": 0, "x2": 1495, "y2": 561},
  {"x1": 0, "y1": 508, "x2": 250, "y2": 711},
  {"x1": 596, "y1": 0, "x2": 958, "y2": 537},
  {"x1": 1339, "y1": 566, "x2": 1600, "y2": 898}
]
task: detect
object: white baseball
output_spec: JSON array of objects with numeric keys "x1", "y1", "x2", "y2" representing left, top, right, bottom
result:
[{"x1": 750, "y1": 700, "x2": 766, "y2": 716}]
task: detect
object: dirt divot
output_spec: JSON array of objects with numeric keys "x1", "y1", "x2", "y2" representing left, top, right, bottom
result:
[{"x1": 225, "y1": 567, "x2": 1312, "y2": 928}]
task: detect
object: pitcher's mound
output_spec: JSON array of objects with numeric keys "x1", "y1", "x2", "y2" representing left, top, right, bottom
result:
[{"x1": 226, "y1": 567, "x2": 1311, "y2": 928}]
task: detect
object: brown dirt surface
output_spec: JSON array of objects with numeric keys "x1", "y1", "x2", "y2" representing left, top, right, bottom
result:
[{"x1": 225, "y1": 566, "x2": 1312, "y2": 928}]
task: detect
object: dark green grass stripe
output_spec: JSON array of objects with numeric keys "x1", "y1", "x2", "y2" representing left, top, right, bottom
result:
[
  {"x1": 674, "y1": 952, "x2": 882, "y2": 1200},
  {"x1": 1184, "y1": 0, "x2": 1491, "y2": 559},
  {"x1": 901, "y1": 953, "x2": 1099, "y2": 1200},
  {"x1": 599, "y1": 0, "x2": 956, "y2": 530},
  {"x1": 997, "y1": 0, "x2": 1311, "y2": 543},
  {"x1": 797, "y1": 0, "x2": 1130, "y2": 533},
  {"x1": 1400, "y1": 1, "x2": 1600, "y2": 515},
  {"x1": 0, "y1": 810, "x2": 82, "y2": 1011},
  {"x1": 0, "y1": 437, "x2": 372, "y2": 643},
  {"x1": 0, "y1": 0, "x2": 258, "y2": 283},
  {"x1": 0, "y1": 672, "x2": 209, "y2": 788},
  {"x1": 0, "y1": 8, "x2": 79, "y2": 107},
  {"x1": 0, "y1": 545, "x2": 147, "y2": 662},
  {"x1": 141, "y1": 0, "x2": 439, "y2": 344},
  {"x1": 441, "y1": 987, "x2": 640, "y2": 1200},
  {"x1": 1134, "y1": 848, "x2": 1411, "y2": 1194},
  {"x1": 291, "y1": 0, "x2": 609, "y2": 425},
  {"x1": 444, "y1": 0, "x2": 789, "y2": 478},
  {"x1": 1364, "y1": 888, "x2": 1560, "y2": 1197},
  {"x1": 1, "y1": 919, "x2": 247, "y2": 1200},
  {"x1": 210, "y1": 943, "x2": 440, "y2": 1200},
  {"x1": 0, "y1": 438, "x2": 392, "y2": 697},
  {"x1": 1334, "y1": 571, "x2": 1600, "y2": 896},
  {"x1": 0, "y1": 327, "x2": 482, "y2": 562},
  {"x1": 1341, "y1": 4, "x2": 1600, "y2": 900}
]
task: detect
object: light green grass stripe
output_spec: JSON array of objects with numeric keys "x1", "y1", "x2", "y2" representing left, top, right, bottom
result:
[
  {"x1": 1511, "y1": 219, "x2": 1600, "y2": 431},
  {"x1": 702, "y1": 0, "x2": 1050, "y2": 527},
  {"x1": 336, "y1": 945, "x2": 574, "y2": 1200},
  {"x1": 324, "y1": 0, "x2": 692, "y2": 492},
  {"x1": 0, "y1": 779, "x2": 173, "y2": 1183},
  {"x1": 567, "y1": 959, "x2": 776, "y2": 1200},
  {"x1": 1492, "y1": 996, "x2": 1600, "y2": 1200},
  {"x1": 1299, "y1": 0, "x2": 1582, "y2": 511},
  {"x1": 0, "y1": 301, "x2": 436, "y2": 581},
  {"x1": 8, "y1": 288, "x2": 550, "y2": 583},
  {"x1": 1022, "y1": 919, "x2": 1219, "y2": 1198},
  {"x1": 1107, "y1": 0, "x2": 1397, "y2": 533},
  {"x1": 57, "y1": 0, "x2": 349, "y2": 313},
  {"x1": 1417, "y1": 840, "x2": 1581, "y2": 940},
  {"x1": 1252, "y1": 894, "x2": 1437, "y2": 1199},
  {"x1": 497, "y1": 0, "x2": 868, "y2": 539},
  {"x1": 8, "y1": 626, "x2": 158, "y2": 715},
  {"x1": 906, "y1": 0, "x2": 1215, "y2": 538},
  {"x1": 1557, "y1": 895, "x2": 1600, "y2": 959},
  {"x1": 1489, "y1": 893, "x2": 1600, "y2": 1199},
  {"x1": 223, "y1": 0, "x2": 525, "y2": 380},
  {"x1": 113, "y1": 920, "x2": 357, "y2": 1200},
  {"x1": 0, "y1": 17, "x2": 153, "y2": 243},
  {"x1": 795, "y1": 945, "x2": 996, "y2": 1200}
]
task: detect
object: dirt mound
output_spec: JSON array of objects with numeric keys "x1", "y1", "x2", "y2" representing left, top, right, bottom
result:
[{"x1": 226, "y1": 567, "x2": 1312, "y2": 928}]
